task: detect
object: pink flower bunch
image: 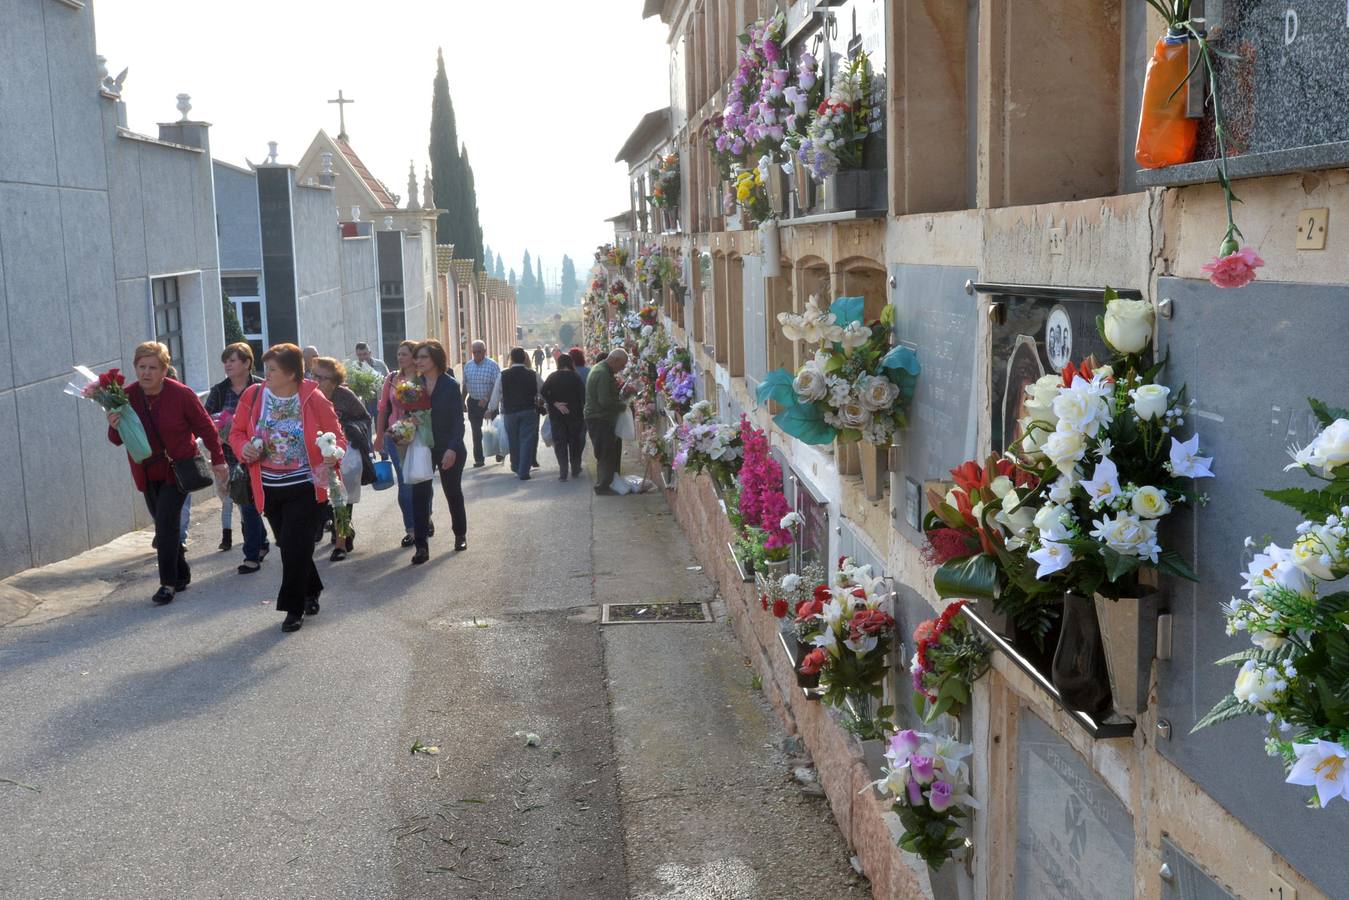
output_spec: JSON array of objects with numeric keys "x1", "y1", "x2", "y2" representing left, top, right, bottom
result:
[
  {"x1": 737, "y1": 416, "x2": 793, "y2": 550},
  {"x1": 712, "y1": 13, "x2": 794, "y2": 166},
  {"x1": 1201, "y1": 244, "x2": 1264, "y2": 289}
]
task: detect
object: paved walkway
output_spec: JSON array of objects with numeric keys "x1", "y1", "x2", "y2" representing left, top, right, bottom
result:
[{"x1": 0, "y1": 446, "x2": 866, "y2": 899}]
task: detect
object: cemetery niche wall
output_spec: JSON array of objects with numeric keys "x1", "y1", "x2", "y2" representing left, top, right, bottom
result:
[{"x1": 1155, "y1": 276, "x2": 1349, "y2": 898}]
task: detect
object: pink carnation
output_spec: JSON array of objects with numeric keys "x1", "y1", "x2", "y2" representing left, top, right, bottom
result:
[{"x1": 1201, "y1": 245, "x2": 1264, "y2": 289}]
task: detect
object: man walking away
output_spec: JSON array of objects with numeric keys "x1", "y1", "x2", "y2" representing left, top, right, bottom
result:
[
  {"x1": 532, "y1": 345, "x2": 545, "y2": 371},
  {"x1": 584, "y1": 348, "x2": 628, "y2": 495},
  {"x1": 493, "y1": 347, "x2": 543, "y2": 480},
  {"x1": 461, "y1": 340, "x2": 502, "y2": 467}
]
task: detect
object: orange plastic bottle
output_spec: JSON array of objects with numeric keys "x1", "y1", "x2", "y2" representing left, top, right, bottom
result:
[{"x1": 1135, "y1": 32, "x2": 1200, "y2": 168}]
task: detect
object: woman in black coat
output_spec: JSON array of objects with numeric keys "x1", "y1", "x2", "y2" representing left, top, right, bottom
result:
[
  {"x1": 540, "y1": 353, "x2": 587, "y2": 481},
  {"x1": 410, "y1": 340, "x2": 468, "y2": 564}
]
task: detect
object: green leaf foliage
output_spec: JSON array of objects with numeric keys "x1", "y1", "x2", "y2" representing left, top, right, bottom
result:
[
  {"x1": 773, "y1": 402, "x2": 836, "y2": 446},
  {"x1": 1192, "y1": 692, "x2": 1247, "y2": 733},
  {"x1": 756, "y1": 368, "x2": 797, "y2": 407},
  {"x1": 1309, "y1": 397, "x2": 1349, "y2": 428},
  {"x1": 933, "y1": 554, "x2": 999, "y2": 600}
]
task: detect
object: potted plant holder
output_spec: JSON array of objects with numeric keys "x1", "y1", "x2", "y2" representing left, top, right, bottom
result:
[
  {"x1": 1093, "y1": 590, "x2": 1160, "y2": 718},
  {"x1": 835, "y1": 439, "x2": 861, "y2": 476},
  {"x1": 1050, "y1": 593, "x2": 1113, "y2": 721},
  {"x1": 791, "y1": 162, "x2": 815, "y2": 214},
  {"x1": 823, "y1": 168, "x2": 886, "y2": 213},
  {"x1": 858, "y1": 441, "x2": 888, "y2": 501},
  {"x1": 778, "y1": 622, "x2": 820, "y2": 694},
  {"x1": 927, "y1": 845, "x2": 974, "y2": 900},
  {"x1": 766, "y1": 163, "x2": 789, "y2": 216}
]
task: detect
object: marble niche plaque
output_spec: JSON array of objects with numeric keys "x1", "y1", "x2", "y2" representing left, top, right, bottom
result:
[{"x1": 1015, "y1": 711, "x2": 1135, "y2": 900}]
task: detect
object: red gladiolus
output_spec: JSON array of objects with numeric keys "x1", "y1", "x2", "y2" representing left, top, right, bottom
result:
[
  {"x1": 795, "y1": 598, "x2": 824, "y2": 623},
  {"x1": 953, "y1": 490, "x2": 977, "y2": 528},
  {"x1": 799, "y1": 648, "x2": 828, "y2": 675},
  {"x1": 772, "y1": 598, "x2": 789, "y2": 618},
  {"x1": 1061, "y1": 359, "x2": 1095, "y2": 387},
  {"x1": 949, "y1": 460, "x2": 983, "y2": 493}
]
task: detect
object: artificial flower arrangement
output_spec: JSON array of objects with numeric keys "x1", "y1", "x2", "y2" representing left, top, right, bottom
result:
[
  {"x1": 387, "y1": 417, "x2": 417, "y2": 446},
  {"x1": 736, "y1": 416, "x2": 796, "y2": 564},
  {"x1": 734, "y1": 164, "x2": 771, "y2": 227},
  {"x1": 780, "y1": 51, "x2": 823, "y2": 163},
  {"x1": 920, "y1": 455, "x2": 1062, "y2": 644},
  {"x1": 211, "y1": 409, "x2": 234, "y2": 444},
  {"x1": 344, "y1": 360, "x2": 384, "y2": 406},
  {"x1": 759, "y1": 562, "x2": 827, "y2": 620},
  {"x1": 873, "y1": 728, "x2": 978, "y2": 870},
  {"x1": 795, "y1": 557, "x2": 897, "y2": 738},
  {"x1": 67, "y1": 365, "x2": 153, "y2": 462},
  {"x1": 656, "y1": 346, "x2": 696, "y2": 415},
  {"x1": 925, "y1": 295, "x2": 1211, "y2": 634},
  {"x1": 712, "y1": 13, "x2": 789, "y2": 169},
  {"x1": 799, "y1": 52, "x2": 885, "y2": 181},
  {"x1": 595, "y1": 243, "x2": 629, "y2": 269},
  {"x1": 392, "y1": 376, "x2": 433, "y2": 446},
  {"x1": 910, "y1": 601, "x2": 990, "y2": 723},
  {"x1": 607, "y1": 280, "x2": 630, "y2": 313},
  {"x1": 667, "y1": 400, "x2": 743, "y2": 489},
  {"x1": 1136, "y1": 2, "x2": 1263, "y2": 288},
  {"x1": 756, "y1": 296, "x2": 920, "y2": 446},
  {"x1": 647, "y1": 153, "x2": 681, "y2": 209},
  {"x1": 1192, "y1": 401, "x2": 1349, "y2": 807},
  {"x1": 314, "y1": 432, "x2": 352, "y2": 540}
]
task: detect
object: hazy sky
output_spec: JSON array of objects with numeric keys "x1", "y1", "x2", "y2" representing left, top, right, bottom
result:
[{"x1": 93, "y1": 0, "x2": 670, "y2": 286}]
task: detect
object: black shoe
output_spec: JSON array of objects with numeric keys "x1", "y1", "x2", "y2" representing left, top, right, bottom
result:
[
  {"x1": 559, "y1": 473, "x2": 568, "y2": 481},
  {"x1": 347, "y1": 529, "x2": 355, "y2": 550},
  {"x1": 473, "y1": 461, "x2": 485, "y2": 468},
  {"x1": 411, "y1": 546, "x2": 429, "y2": 565},
  {"x1": 330, "y1": 547, "x2": 347, "y2": 562},
  {"x1": 454, "y1": 537, "x2": 467, "y2": 552},
  {"x1": 519, "y1": 473, "x2": 532, "y2": 481},
  {"x1": 174, "y1": 580, "x2": 190, "y2": 592},
  {"x1": 305, "y1": 597, "x2": 320, "y2": 616},
  {"x1": 152, "y1": 586, "x2": 175, "y2": 605},
  {"x1": 531, "y1": 462, "x2": 541, "y2": 469},
  {"x1": 281, "y1": 612, "x2": 304, "y2": 632},
  {"x1": 218, "y1": 529, "x2": 232, "y2": 552},
  {"x1": 594, "y1": 486, "x2": 620, "y2": 496},
  {"x1": 237, "y1": 560, "x2": 261, "y2": 574},
  {"x1": 401, "y1": 533, "x2": 415, "y2": 548},
  {"x1": 572, "y1": 467, "x2": 582, "y2": 477}
]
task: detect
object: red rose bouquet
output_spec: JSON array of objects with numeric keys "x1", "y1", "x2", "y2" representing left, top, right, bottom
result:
[{"x1": 65, "y1": 365, "x2": 151, "y2": 462}]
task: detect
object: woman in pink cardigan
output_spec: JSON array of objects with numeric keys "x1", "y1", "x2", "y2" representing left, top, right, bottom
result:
[{"x1": 230, "y1": 343, "x2": 345, "y2": 633}]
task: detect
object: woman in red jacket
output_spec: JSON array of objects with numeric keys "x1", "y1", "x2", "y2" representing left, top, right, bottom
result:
[
  {"x1": 107, "y1": 342, "x2": 227, "y2": 606},
  {"x1": 229, "y1": 343, "x2": 345, "y2": 633}
]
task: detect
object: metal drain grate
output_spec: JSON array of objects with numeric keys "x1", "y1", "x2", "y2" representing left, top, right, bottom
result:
[{"x1": 600, "y1": 601, "x2": 712, "y2": 625}]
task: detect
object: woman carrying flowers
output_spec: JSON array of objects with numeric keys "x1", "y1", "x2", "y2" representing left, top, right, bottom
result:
[
  {"x1": 106, "y1": 341, "x2": 228, "y2": 607},
  {"x1": 311, "y1": 357, "x2": 373, "y2": 562},
  {"x1": 230, "y1": 343, "x2": 345, "y2": 633},
  {"x1": 408, "y1": 340, "x2": 468, "y2": 563},
  {"x1": 375, "y1": 340, "x2": 422, "y2": 547}
]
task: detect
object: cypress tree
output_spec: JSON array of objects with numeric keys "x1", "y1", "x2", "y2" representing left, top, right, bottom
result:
[
  {"x1": 520, "y1": 250, "x2": 536, "y2": 305},
  {"x1": 222, "y1": 294, "x2": 247, "y2": 346},
  {"x1": 494, "y1": 253, "x2": 505, "y2": 279},
  {"x1": 429, "y1": 49, "x2": 462, "y2": 248},
  {"x1": 461, "y1": 144, "x2": 484, "y2": 271},
  {"x1": 508, "y1": 268, "x2": 517, "y2": 288},
  {"x1": 536, "y1": 258, "x2": 545, "y2": 303},
  {"x1": 560, "y1": 256, "x2": 577, "y2": 306}
]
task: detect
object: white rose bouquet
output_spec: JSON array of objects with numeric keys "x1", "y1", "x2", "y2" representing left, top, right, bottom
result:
[
  {"x1": 757, "y1": 295, "x2": 919, "y2": 446},
  {"x1": 1193, "y1": 400, "x2": 1349, "y2": 807},
  {"x1": 1007, "y1": 290, "x2": 1212, "y2": 601}
]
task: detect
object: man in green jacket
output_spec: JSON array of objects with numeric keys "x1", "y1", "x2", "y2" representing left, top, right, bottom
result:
[{"x1": 584, "y1": 348, "x2": 629, "y2": 495}]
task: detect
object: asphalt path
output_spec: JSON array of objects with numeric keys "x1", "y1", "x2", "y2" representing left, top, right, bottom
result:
[{"x1": 0, "y1": 454, "x2": 623, "y2": 900}]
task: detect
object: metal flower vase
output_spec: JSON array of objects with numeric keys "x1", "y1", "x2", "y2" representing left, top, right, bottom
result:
[
  {"x1": 835, "y1": 439, "x2": 861, "y2": 476},
  {"x1": 791, "y1": 162, "x2": 815, "y2": 214},
  {"x1": 927, "y1": 847, "x2": 974, "y2": 900},
  {"x1": 1050, "y1": 593, "x2": 1113, "y2": 721},
  {"x1": 1093, "y1": 590, "x2": 1160, "y2": 718}
]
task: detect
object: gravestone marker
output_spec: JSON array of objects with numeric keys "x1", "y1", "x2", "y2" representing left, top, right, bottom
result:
[
  {"x1": 1155, "y1": 276, "x2": 1349, "y2": 897},
  {"x1": 887, "y1": 264, "x2": 980, "y2": 544},
  {"x1": 1015, "y1": 711, "x2": 1135, "y2": 899},
  {"x1": 1138, "y1": 1, "x2": 1349, "y2": 184}
]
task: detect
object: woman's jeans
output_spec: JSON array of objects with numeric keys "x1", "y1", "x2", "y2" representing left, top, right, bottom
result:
[
  {"x1": 503, "y1": 410, "x2": 539, "y2": 478},
  {"x1": 387, "y1": 439, "x2": 416, "y2": 532},
  {"x1": 221, "y1": 482, "x2": 270, "y2": 562},
  {"x1": 412, "y1": 448, "x2": 467, "y2": 549},
  {"x1": 262, "y1": 482, "x2": 322, "y2": 614},
  {"x1": 145, "y1": 480, "x2": 189, "y2": 587}
]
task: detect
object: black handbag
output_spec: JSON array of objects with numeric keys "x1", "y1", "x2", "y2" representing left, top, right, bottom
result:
[
  {"x1": 227, "y1": 464, "x2": 253, "y2": 505},
  {"x1": 146, "y1": 398, "x2": 215, "y2": 493}
]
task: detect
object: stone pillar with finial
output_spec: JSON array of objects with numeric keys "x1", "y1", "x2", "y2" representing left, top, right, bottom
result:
[
  {"x1": 267, "y1": 142, "x2": 279, "y2": 165},
  {"x1": 176, "y1": 93, "x2": 192, "y2": 121},
  {"x1": 407, "y1": 161, "x2": 420, "y2": 210}
]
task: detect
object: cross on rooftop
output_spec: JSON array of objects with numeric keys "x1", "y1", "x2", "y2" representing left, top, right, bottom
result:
[{"x1": 328, "y1": 89, "x2": 355, "y2": 141}]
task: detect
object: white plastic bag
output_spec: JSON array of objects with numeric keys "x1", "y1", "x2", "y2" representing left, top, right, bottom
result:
[
  {"x1": 540, "y1": 416, "x2": 554, "y2": 448},
  {"x1": 404, "y1": 439, "x2": 434, "y2": 484},
  {"x1": 481, "y1": 421, "x2": 500, "y2": 458},
  {"x1": 609, "y1": 474, "x2": 655, "y2": 495},
  {"x1": 340, "y1": 447, "x2": 364, "y2": 504},
  {"x1": 494, "y1": 415, "x2": 509, "y2": 461},
  {"x1": 614, "y1": 409, "x2": 635, "y2": 441}
]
